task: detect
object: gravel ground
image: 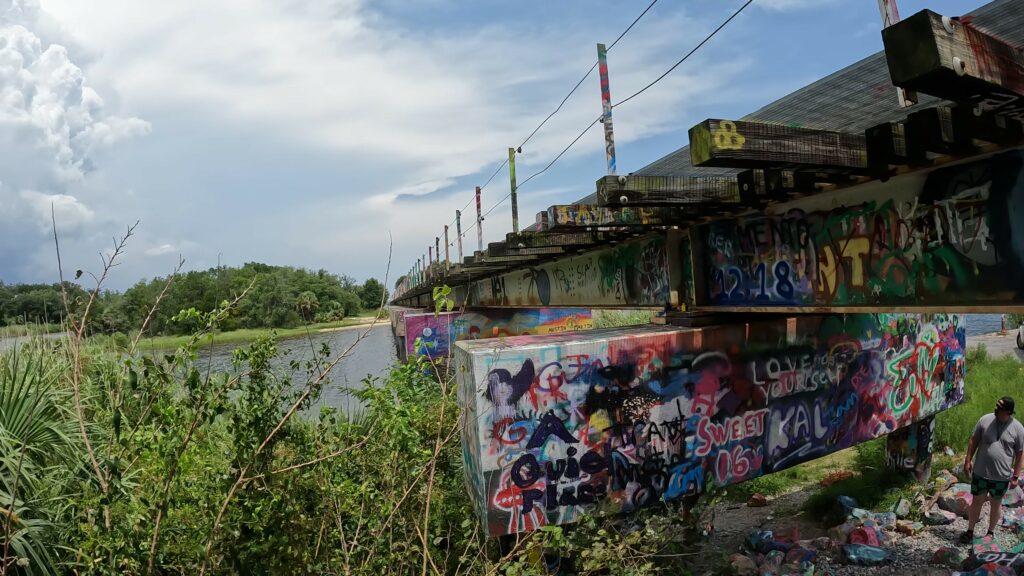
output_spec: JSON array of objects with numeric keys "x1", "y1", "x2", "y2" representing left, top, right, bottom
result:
[{"x1": 693, "y1": 490, "x2": 1022, "y2": 575}]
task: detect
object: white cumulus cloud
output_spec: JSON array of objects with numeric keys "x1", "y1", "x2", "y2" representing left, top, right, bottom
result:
[{"x1": 0, "y1": 4, "x2": 148, "y2": 281}]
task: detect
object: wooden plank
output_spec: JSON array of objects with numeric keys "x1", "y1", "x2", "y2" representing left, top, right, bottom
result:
[
  {"x1": 595, "y1": 174, "x2": 740, "y2": 207},
  {"x1": 541, "y1": 204, "x2": 684, "y2": 230},
  {"x1": 689, "y1": 119, "x2": 868, "y2": 170},
  {"x1": 504, "y1": 231, "x2": 603, "y2": 248},
  {"x1": 905, "y1": 106, "x2": 971, "y2": 161},
  {"x1": 883, "y1": 9, "x2": 1024, "y2": 116}
]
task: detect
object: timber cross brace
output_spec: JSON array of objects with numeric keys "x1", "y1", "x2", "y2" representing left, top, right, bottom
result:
[{"x1": 387, "y1": 2, "x2": 1024, "y2": 537}]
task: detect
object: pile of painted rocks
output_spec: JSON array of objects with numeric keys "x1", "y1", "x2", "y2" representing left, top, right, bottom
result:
[
  {"x1": 727, "y1": 529, "x2": 828, "y2": 575},
  {"x1": 828, "y1": 495, "x2": 899, "y2": 567}
]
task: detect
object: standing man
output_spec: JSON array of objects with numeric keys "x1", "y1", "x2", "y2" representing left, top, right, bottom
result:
[{"x1": 960, "y1": 397, "x2": 1024, "y2": 544}]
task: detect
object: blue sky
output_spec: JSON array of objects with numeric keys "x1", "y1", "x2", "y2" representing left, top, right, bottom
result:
[{"x1": 0, "y1": 0, "x2": 972, "y2": 289}]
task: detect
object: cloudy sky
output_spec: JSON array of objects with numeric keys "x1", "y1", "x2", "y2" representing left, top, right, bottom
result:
[{"x1": 0, "y1": 0, "x2": 969, "y2": 289}]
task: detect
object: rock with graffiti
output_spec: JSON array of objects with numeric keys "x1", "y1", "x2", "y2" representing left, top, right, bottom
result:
[
  {"x1": 700, "y1": 150, "x2": 1024, "y2": 307},
  {"x1": 471, "y1": 235, "x2": 670, "y2": 307},
  {"x1": 403, "y1": 308, "x2": 593, "y2": 360},
  {"x1": 456, "y1": 313, "x2": 966, "y2": 536}
]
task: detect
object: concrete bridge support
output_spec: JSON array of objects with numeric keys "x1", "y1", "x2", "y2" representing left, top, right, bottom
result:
[{"x1": 456, "y1": 313, "x2": 965, "y2": 536}]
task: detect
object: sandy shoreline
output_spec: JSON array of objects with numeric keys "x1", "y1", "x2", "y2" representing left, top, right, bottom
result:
[{"x1": 316, "y1": 319, "x2": 383, "y2": 334}]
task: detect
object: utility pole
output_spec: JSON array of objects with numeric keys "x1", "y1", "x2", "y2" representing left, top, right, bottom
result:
[
  {"x1": 509, "y1": 147, "x2": 519, "y2": 234},
  {"x1": 475, "y1": 186, "x2": 483, "y2": 253},
  {"x1": 456, "y1": 210, "x2": 464, "y2": 262},
  {"x1": 597, "y1": 42, "x2": 617, "y2": 175},
  {"x1": 444, "y1": 225, "x2": 450, "y2": 271}
]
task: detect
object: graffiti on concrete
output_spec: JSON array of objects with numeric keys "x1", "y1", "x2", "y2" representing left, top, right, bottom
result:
[
  {"x1": 456, "y1": 313, "x2": 966, "y2": 535},
  {"x1": 700, "y1": 151, "x2": 1024, "y2": 307},
  {"x1": 473, "y1": 235, "x2": 669, "y2": 307},
  {"x1": 404, "y1": 308, "x2": 593, "y2": 359},
  {"x1": 885, "y1": 416, "x2": 935, "y2": 481}
]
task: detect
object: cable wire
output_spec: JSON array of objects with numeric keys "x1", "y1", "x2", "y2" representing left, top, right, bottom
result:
[
  {"x1": 512, "y1": 0, "x2": 658, "y2": 153},
  {"x1": 446, "y1": 0, "x2": 660, "y2": 233},
  {"x1": 613, "y1": 0, "x2": 754, "y2": 109}
]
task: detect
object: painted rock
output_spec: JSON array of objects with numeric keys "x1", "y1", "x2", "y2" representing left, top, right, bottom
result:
[
  {"x1": 939, "y1": 490, "x2": 973, "y2": 518},
  {"x1": 729, "y1": 553, "x2": 758, "y2": 576},
  {"x1": 779, "y1": 562, "x2": 814, "y2": 576},
  {"x1": 925, "y1": 508, "x2": 957, "y2": 525},
  {"x1": 828, "y1": 520, "x2": 858, "y2": 542},
  {"x1": 748, "y1": 493, "x2": 769, "y2": 507},
  {"x1": 837, "y1": 495, "x2": 859, "y2": 513},
  {"x1": 842, "y1": 544, "x2": 892, "y2": 566},
  {"x1": 893, "y1": 497, "x2": 912, "y2": 518},
  {"x1": 969, "y1": 552, "x2": 1024, "y2": 571},
  {"x1": 931, "y1": 546, "x2": 966, "y2": 567},
  {"x1": 760, "y1": 550, "x2": 785, "y2": 574},
  {"x1": 784, "y1": 546, "x2": 816, "y2": 565},
  {"x1": 872, "y1": 512, "x2": 897, "y2": 528},
  {"x1": 848, "y1": 526, "x2": 883, "y2": 547},
  {"x1": 936, "y1": 470, "x2": 959, "y2": 487},
  {"x1": 895, "y1": 520, "x2": 924, "y2": 535},
  {"x1": 1002, "y1": 486, "x2": 1024, "y2": 507},
  {"x1": 952, "y1": 564, "x2": 1017, "y2": 576},
  {"x1": 849, "y1": 507, "x2": 873, "y2": 521}
]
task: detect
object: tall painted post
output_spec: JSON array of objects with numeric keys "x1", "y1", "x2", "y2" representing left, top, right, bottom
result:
[
  {"x1": 427, "y1": 247, "x2": 433, "y2": 281},
  {"x1": 475, "y1": 186, "x2": 483, "y2": 253},
  {"x1": 421, "y1": 254, "x2": 426, "y2": 283},
  {"x1": 456, "y1": 210, "x2": 464, "y2": 262},
  {"x1": 508, "y1": 147, "x2": 519, "y2": 234},
  {"x1": 444, "y1": 225, "x2": 451, "y2": 271},
  {"x1": 597, "y1": 42, "x2": 616, "y2": 175},
  {"x1": 436, "y1": 237, "x2": 441, "y2": 276},
  {"x1": 877, "y1": 0, "x2": 916, "y2": 107}
]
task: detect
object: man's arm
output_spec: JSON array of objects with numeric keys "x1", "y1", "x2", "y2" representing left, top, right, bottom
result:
[
  {"x1": 1012, "y1": 450, "x2": 1023, "y2": 487},
  {"x1": 965, "y1": 433, "x2": 979, "y2": 476}
]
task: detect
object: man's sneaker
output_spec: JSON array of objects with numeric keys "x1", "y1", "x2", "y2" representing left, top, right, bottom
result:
[{"x1": 959, "y1": 529, "x2": 974, "y2": 544}]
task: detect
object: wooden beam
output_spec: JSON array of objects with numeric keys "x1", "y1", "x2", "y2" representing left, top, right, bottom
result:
[
  {"x1": 595, "y1": 174, "x2": 740, "y2": 207},
  {"x1": 883, "y1": 9, "x2": 1024, "y2": 116},
  {"x1": 689, "y1": 119, "x2": 868, "y2": 170},
  {"x1": 540, "y1": 204, "x2": 684, "y2": 230}
]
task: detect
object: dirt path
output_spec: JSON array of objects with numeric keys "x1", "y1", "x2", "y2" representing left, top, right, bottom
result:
[{"x1": 967, "y1": 330, "x2": 1024, "y2": 362}]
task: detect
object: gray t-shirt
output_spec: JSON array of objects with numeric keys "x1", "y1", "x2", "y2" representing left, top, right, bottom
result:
[{"x1": 972, "y1": 413, "x2": 1024, "y2": 481}]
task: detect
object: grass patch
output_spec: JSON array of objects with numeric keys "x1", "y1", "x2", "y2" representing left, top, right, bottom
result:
[
  {"x1": 0, "y1": 323, "x2": 63, "y2": 338},
  {"x1": 133, "y1": 315, "x2": 381, "y2": 350},
  {"x1": 726, "y1": 450, "x2": 856, "y2": 501},
  {"x1": 802, "y1": 438, "x2": 917, "y2": 523}
]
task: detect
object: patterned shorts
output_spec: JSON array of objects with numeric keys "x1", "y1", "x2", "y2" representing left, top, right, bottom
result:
[{"x1": 971, "y1": 475, "x2": 1010, "y2": 498}]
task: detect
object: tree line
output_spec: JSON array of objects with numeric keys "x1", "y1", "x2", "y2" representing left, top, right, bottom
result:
[{"x1": 0, "y1": 262, "x2": 388, "y2": 335}]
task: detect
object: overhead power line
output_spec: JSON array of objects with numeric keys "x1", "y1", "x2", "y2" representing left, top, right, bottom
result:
[
  {"x1": 613, "y1": 0, "x2": 754, "y2": 109},
  {"x1": 447, "y1": 0, "x2": 660, "y2": 232}
]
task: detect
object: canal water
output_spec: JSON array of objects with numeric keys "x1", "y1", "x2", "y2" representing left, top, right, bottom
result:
[{"x1": 155, "y1": 323, "x2": 400, "y2": 416}]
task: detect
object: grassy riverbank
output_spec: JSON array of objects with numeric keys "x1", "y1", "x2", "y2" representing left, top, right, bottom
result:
[
  {"x1": 0, "y1": 322, "x2": 63, "y2": 337},
  {"x1": 133, "y1": 313, "x2": 383, "y2": 350}
]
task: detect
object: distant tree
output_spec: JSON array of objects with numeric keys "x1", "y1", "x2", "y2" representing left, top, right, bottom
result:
[
  {"x1": 359, "y1": 278, "x2": 388, "y2": 311},
  {"x1": 295, "y1": 291, "x2": 319, "y2": 322},
  {"x1": 394, "y1": 275, "x2": 406, "y2": 290}
]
